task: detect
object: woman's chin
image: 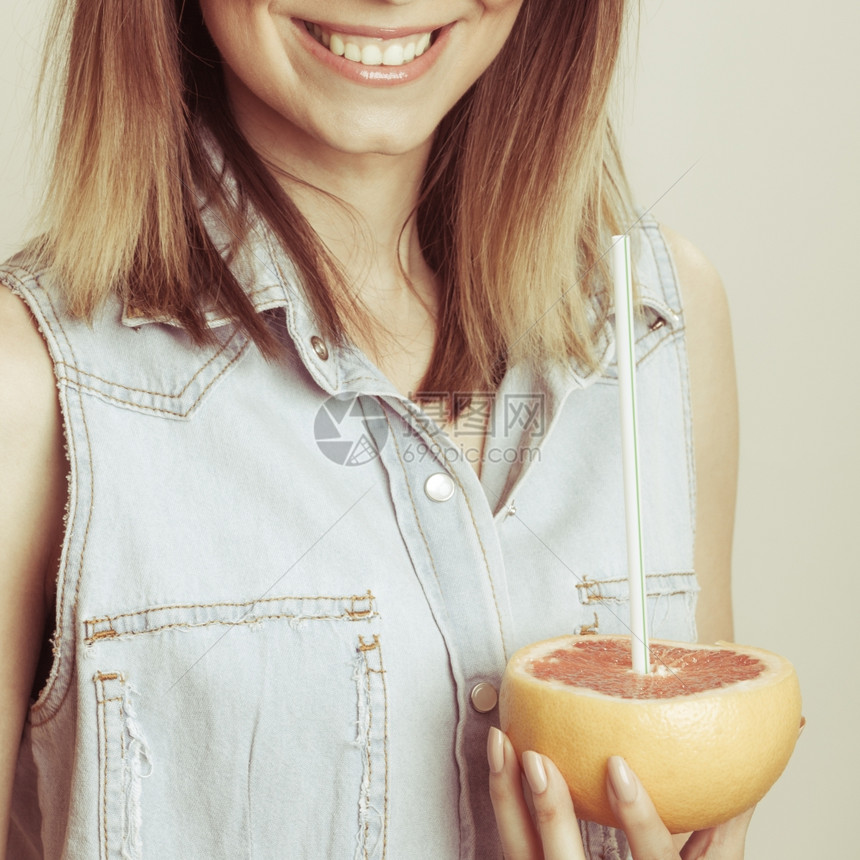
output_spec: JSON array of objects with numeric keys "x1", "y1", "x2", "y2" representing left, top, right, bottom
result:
[{"x1": 310, "y1": 119, "x2": 437, "y2": 160}]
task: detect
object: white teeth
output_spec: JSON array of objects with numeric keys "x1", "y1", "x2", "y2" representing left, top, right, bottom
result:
[
  {"x1": 361, "y1": 44, "x2": 383, "y2": 65},
  {"x1": 382, "y1": 44, "x2": 404, "y2": 66},
  {"x1": 306, "y1": 21, "x2": 435, "y2": 67}
]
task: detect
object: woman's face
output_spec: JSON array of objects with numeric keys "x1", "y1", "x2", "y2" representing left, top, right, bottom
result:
[{"x1": 199, "y1": 0, "x2": 525, "y2": 160}]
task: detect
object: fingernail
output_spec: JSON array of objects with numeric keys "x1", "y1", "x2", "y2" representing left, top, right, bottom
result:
[
  {"x1": 487, "y1": 727, "x2": 505, "y2": 774},
  {"x1": 522, "y1": 751, "x2": 548, "y2": 795},
  {"x1": 608, "y1": 756, "x2": 638, "y2": 804}
]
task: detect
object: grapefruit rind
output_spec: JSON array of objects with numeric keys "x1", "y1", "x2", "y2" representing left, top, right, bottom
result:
[{"x1": 498, "y1": 635, "x2": 802, "y2": 834}]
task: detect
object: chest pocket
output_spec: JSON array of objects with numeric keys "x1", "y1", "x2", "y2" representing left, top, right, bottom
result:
[
  {"x1": 575, "y1": 572, "x2": 700, "y2": 643},
  {"x1": 57, "y1": 323, "x2": 250, "y2": 419},
  {"x1": 86, "y1": 592, "x2": 388, "y2": 860}
]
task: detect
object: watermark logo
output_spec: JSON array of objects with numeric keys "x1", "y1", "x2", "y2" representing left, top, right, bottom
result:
[
  {"x1": 314, "y1": 393, "x2": 388, "y2": 466},
  {"x1": 406, "y1": 392, "x2": 546, "y2": 439},
  {"x1": 502, "y1": 393, "x2": 545, "y2": 436},
  {"x1": 400, "y1": 391, "x2": 545, "y2": 466},
  {"x1": 314, "y1": 390, "x2": 546, "y2": 467}
]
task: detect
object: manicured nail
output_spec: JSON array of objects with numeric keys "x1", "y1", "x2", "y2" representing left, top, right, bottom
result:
[
  {"x1": 522, "y1": 751, "x2": 548, "y2": 795},
  {"x1": 608, "y1": 756, "x2": 638, "y2": 804},
  {"x1": 487, "y1": 727, "x2": 505, "y2": 774}
]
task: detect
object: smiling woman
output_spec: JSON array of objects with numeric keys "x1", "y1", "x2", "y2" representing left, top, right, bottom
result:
[
  {"x1": 1, "y1": 1, "x2": 744, "y2": 859},
  {"x1": 32, "y1": 0, "x2": 630, "y2": 400}
]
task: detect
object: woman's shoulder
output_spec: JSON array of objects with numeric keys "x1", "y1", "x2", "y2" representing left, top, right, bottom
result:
[
  {"x1": 657, "y1": 223, "x2": 729, "y2": 325},
  {"x1": 0, "y1": 248, "x2": 69, "y2": 352},
  {"x1": 657, "y1": 222, "x2": 734, "y2": 405},
  {"x1": 0, "y1": 280, "x2": 57, "y2": 418}
]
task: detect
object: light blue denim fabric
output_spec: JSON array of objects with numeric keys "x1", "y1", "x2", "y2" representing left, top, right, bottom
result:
[{"x1": 4, "y1": 212, "x2": 697, "y2": 860}]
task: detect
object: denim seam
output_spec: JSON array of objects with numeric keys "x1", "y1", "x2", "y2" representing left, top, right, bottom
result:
[
  {"x1": 60, "y1": 341, "x2": 250, "y2": 417},
  {"x1": 122, "y1": 281, "x2": 283, "y2": 327},
  {"x1": 636, "y1": 328, "x2": 680, "y2": 367},
  {"x1": 442, "y1": 468, "x2": 509, "y2": 662},
  {"x1": 1, "y1": 268, "x2": 93, "y2": 728},
  {"x1": 579, "y1": 590, "x2": 694, "y2": 606},
  {"x1": 265, "y1": 235, "x2": 340, "y2": 392},
  {"x1": 576, "y1": 572, "x2": 695, "y2": 586},
  {"x1": 83, "y1": 591, "x2": 375, "y2": 629},
  {"x1": 594, "y1": 327, "x2": 683, "y2": 386},
  {"x1": 100, "y1": 683, "x2": 108, "y2": 860},
  {"x1": 576, "y1": 573, "x2": 696, "y2": 605},
  {"x1": 95, "y1": 672, "x2": 144, "y2": 860},
  {"x1": 94, "y1": 672, "x2": 125, "y2": 860},
  {"x1": 84, "y1": 612, "x2": 378, "y2": 644},
  {"x1": 357, "y1": 634, "x2": 388, "y2": 860},
  {"x1": 35, "y1": 287, "x2": 98, "y2": 727},
  {"x1": 361, "y1": 637, "x2": 373, "y2": 860},
  {"x1": 381, "y1": 412, "x2": 444, "y2": 592},
  {"x1": 376, "y1": 644, "x2": 390, "y2": 859},
  {"x1": 54, "y1": 329, "x2": 242, "y2": 397}
]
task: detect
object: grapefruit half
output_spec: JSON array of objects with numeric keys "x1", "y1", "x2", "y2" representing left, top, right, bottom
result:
[{"x1": 499, "y1": 635, "x2": 802, "y2": 834}]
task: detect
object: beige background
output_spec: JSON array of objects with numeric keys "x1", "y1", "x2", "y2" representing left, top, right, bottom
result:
[
  {"x1": 2, "y1": 1, "x2": 857, "y2": 856},
  {"x1": 615, "y1": 1, "x2": 859, "y2": 855}
]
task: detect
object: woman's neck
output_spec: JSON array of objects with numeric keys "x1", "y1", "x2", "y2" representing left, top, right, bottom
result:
[{"x1": 228, "y1": 72, "x2": 436, "y2": 304}]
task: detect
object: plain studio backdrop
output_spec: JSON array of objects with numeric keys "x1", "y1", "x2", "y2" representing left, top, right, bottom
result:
[{"x1": 1, "y1": 2, "x2": 857, "y2": 857}]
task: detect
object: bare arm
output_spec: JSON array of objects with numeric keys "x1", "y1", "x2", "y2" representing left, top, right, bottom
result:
[
  {"x1": 660, "y1": 225, "x2": 739, "y2": 645},
  {"x1": 0, "y1": 285, "x2": 66, "y2": 857}
]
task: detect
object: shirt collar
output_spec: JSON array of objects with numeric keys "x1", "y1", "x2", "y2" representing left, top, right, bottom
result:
[
  {"x1": 121, "y1": 198, "x2": 359, "y2": 396},
  {"x1": 121, "y1": 203, "x2": 292, "y2": 330},
  {"x1": 122, "y1": 179, "x2": 679, "y2": 400}
]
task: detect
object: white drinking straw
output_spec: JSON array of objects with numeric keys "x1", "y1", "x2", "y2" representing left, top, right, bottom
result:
[{"x1": 611, "y1": 234, "x2": 650, "y2": 675}]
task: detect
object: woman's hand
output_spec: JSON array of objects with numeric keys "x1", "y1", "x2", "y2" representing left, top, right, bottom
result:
[{"x1": 487, "y1": 727, "x2": 755, "y2": 859}]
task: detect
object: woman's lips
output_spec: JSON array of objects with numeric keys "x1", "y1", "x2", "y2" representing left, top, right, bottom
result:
[
  {"x1": 304, "y1": 20, "x2": 436, "y2": 67},
  {"x1": 294, "y1": 18, "x2": 453, "y2": 85}
]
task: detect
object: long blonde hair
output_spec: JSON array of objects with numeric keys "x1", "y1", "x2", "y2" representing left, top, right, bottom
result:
[{"x1": 36, "y1": 0, "x2": 632, "y2": 400}]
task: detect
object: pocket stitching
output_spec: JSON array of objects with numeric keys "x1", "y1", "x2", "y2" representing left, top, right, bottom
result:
[
  {"x1": 58, "y1": 337, "x2": 250, "y2": 418},
  {"x1": 95, "y1": 672, "x2": 125, "y2": 860},
  {"x1": 83, "y1": 592, "x2": 378, "y2": 644},
  {"x1": 357, "y1": 634, "x2": 389, "y2": 860},
  {"x1": 576, "y1": 572, "x2": 696, "y2": 605},
  {"x1": 86, "y1": 612, "x2": 380, "y2": 644},
  {"x1": 54, "y1": 327, "x2": 243, "y2": 399}
]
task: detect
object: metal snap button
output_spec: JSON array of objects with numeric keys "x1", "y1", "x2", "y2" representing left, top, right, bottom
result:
[
  {"x1": 470, "y1": 682, "x2": 498, "y2": 714},
  {"x1": 424, "y1": 472, "x2": 455, "y2": 502},
  {"x1": 310, "y1": 335, "x2": 329, "y2": 361}
]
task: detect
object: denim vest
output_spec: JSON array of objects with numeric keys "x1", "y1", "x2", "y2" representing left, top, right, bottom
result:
[{"x1": 5, "y1": 214, "x2": 697, "y2": 860}]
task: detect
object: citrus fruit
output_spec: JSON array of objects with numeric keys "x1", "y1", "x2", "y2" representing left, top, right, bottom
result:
[{"x1": 498, "y1": 634, "x2": 802, "y2": 833}]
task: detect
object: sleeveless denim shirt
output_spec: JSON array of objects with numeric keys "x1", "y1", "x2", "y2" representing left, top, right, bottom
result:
[{"x1": 4, "y1": 213, "x2": 697, "y2": 860}]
